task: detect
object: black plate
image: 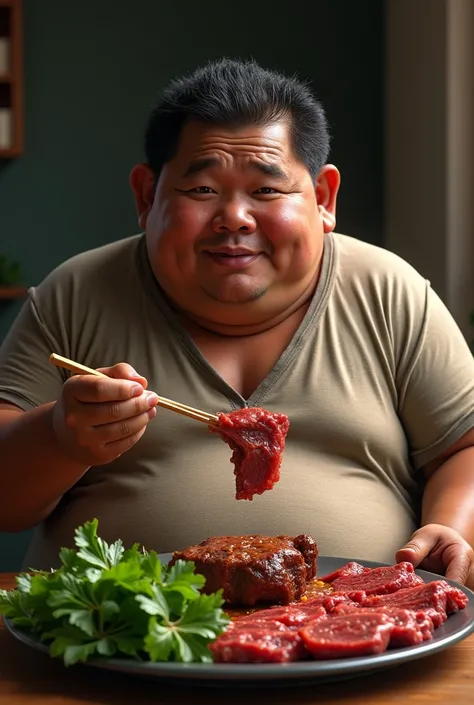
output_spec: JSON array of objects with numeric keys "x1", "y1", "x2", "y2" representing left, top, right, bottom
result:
[{"x1": 5, "y1": 555, "x2": 474, "y2": 686}]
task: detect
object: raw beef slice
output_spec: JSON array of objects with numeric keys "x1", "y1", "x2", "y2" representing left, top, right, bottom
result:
[
  {"x1": 333, "y1": 604, "x2": 434, "y2": 646},
  {"x1": 210, "y1": 621, "x2": 307, "y2": 663},
  {"x1": 331, "y1": 562, "x2": 424, "y2": 595},
  {"x1": 300, "y1": 612, "x2": 393, "y2": 658},
  {"x1": 362, "y1": 580, "x2": 467, "y2": 628},
  {"x1": 211, "y1": 407, "x2": 290, "y2": 500},
  {"x1": 319, "y1": 562, "x2": 372, "y2": 583}
]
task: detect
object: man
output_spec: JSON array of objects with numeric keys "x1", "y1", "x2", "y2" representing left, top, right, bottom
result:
[{"x1": 0, "y1": 59, "x2": 473, "y2": 586}]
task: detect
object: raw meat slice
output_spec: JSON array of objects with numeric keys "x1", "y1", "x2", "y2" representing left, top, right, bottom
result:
[
  {"x1": 210, "y1": 622, "x2": 307, "y2": 663},
  {"x1": 333, "y1": 605, "x2": 433, "y2": 646},
  {"x1": 362, "y1": 581, "x2": 451, "y2": 628},
  {"x1": 442, "y1": 582, "x2": 469, "y2": 612},
  {"x1": 235, "y1": 604, "x2": 327, "y2": 629},
  {"x1": 300, "y1": 612, "x2": 393, "y2": 658},
  {"x1": 331, "y1": 562, "x2": 424, "y2": 595},
  {"x1": 211, "y1": 407, "x2": 290, "y2": 500},
  {"x1": 319, "y1": 562, "x2": 371, "y2": 583},
  {"x1": 302, "y1": 590, "x2": 367, "y2": 613},
  {"x1": 322, "y1": 590, "x2": 368, "y2": 611}
]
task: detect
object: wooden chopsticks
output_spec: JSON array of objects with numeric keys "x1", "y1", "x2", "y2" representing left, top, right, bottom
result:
[{"x1": 49, "y1": 353, "x2": 219, "y2": 427}]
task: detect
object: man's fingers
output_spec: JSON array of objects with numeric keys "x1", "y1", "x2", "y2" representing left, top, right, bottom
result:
[
  {"x1": 97, "y1": 363, "x2": 148, "y2": 389},
  {"x1": 395, "y1": 537, "x2": 435, "y2": 567},
  {"x1": 66, "y1": 375, "x2": 145, "y2": 403},
  {"x1": 75, "y1": 392, "x2": 159, "y2": 426},
  {"x1": 446, "y1": 547, "x2": 471, "y2": 585}
]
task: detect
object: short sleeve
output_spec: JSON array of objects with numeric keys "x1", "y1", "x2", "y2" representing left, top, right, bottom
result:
[
  {"x1": 0, "y1": 288, "x2": 68, "y2": 410},
  {"x1": 398, "y1": 285, "x2": 474, "y2": 469}
]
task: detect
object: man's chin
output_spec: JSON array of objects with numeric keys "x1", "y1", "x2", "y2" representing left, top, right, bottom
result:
[{"x1": 202, "y1": 283, "x2": 268, "y2": 305}]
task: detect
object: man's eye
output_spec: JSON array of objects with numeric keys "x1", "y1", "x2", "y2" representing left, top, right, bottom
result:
[
  {"x1": 255, "y1": 187, "x2": 278, "y2": 194},
  {"x1": 191, "y1": 186, "x2": 215, "y2": 194}
]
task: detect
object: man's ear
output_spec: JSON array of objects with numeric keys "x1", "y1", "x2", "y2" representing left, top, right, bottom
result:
[
  {"x1": 130, "y1": 163, "x2": 156, "y2": 229},
  {"x1": 315, "y1": 165, "x2": 340, "y2": 233}
]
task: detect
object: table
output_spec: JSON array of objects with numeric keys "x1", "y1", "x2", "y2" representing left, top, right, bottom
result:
[{"x1": 0, "y1": 573, "x2": 473, "y2": 704}]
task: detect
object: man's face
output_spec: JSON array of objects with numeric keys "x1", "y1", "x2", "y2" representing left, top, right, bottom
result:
[{"x1": 131, "y1": 119, "x2": 339, "y2": 327}]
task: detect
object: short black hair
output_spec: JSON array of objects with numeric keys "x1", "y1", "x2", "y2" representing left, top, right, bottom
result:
[{"x1": 144, "y1": 58, "x2": 330, "y2": 180}]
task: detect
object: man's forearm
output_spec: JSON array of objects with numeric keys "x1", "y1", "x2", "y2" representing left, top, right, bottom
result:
[
  {"x1": 0, "y1": 404, "x2": 89, "y2": 532},
  {"x1": 422, "y1": 446, "x2": 474, "y2": 548}
]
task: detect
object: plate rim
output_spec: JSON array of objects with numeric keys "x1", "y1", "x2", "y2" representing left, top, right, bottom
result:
[{"x1": 4, "y1": 554, "x2": 474, "y2": 682}]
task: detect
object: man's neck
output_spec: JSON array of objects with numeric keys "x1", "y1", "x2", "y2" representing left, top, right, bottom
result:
[{"x1": 175, "y1": 271, "x2": 321, "y2": 339}]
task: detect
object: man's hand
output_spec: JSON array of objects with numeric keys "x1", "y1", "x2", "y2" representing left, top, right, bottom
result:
[
  {"x1": 396, "y1": 524, "x2": 474, "y2": 589},
  {"x1": 52, "y1": 363, "x2": 158, "y2": 466}
]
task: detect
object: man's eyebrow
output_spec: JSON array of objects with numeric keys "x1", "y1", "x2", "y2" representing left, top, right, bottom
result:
[
  {"x1": 182, "y1": 158, "x2": 219, "y2": 177},
  {"x1": 182, "y1": 157, "x2": 290, "y2": 182},
  {"x1": 249, "y1": 161, "x2": 290, "y2": 181}
]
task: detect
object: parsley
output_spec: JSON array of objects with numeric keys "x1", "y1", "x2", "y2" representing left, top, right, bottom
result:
[{"x1": 0, "y1": 519, "x2": 230, "y2": 666}]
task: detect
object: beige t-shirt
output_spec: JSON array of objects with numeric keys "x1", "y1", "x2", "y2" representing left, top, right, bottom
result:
[{"x1": 1, "y1": 232, "x2": 474, "y2": 570}]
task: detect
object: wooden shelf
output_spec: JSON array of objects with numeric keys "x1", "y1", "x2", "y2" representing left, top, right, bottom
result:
[
  {"x1": 0, "y1": 285, "x2": 27, "y2": 299},
  {"x1": 0, "y1": 0, "x2": 22, "y2": 157}
]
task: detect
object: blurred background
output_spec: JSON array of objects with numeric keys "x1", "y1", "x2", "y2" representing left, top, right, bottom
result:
[{"x1": 0, "y1": 0, "x2": 472, "y2": 569}]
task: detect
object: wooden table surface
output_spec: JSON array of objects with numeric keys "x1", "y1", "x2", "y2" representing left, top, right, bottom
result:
[{"x1": 1, "y1": 573, "x2": 474, "y2": 704}]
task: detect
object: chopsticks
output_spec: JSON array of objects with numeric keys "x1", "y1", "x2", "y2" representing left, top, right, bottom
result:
[{"x1": 49, "y1": 353, "x2": 219, "y2": 427}]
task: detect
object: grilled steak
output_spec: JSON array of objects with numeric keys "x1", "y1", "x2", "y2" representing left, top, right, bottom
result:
[
  {"x1": 211, "y1": 407, "x2": 290, "y2": 500},
  {"x1": 170, "y1": 533, "x2": 318, "y2": 606}
]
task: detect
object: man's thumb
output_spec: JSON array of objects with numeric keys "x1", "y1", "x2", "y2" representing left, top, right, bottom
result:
[{"x1": 395, "y1": 538, "x2": 429, "y2": 567}]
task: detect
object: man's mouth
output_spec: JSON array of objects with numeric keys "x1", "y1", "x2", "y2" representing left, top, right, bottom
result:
[{"x1": 204, "y1": 249, "x2": 261, "y2": 268}]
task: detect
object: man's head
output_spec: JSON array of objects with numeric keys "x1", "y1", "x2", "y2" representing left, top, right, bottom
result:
[{"x1": 131, "y1": 58, "x2": 340, "y2": 333}]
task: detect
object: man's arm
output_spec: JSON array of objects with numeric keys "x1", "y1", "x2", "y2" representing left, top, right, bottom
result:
[
  {"x1": 396, "y1": 428, "x2": 474, "y2": 586},
  {"x1": 421, "y1": 428, "x2": 474, "y2": 547},
  {"x1": 0, "y1": 403, "x2": 89, "y2": 532},
  {"x1": 0, "y1": 364, "x2": 158, "y2": 533}
]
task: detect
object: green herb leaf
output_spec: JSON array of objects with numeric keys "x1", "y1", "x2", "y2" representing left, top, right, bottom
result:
[
  {"x1": 135, "y1": 584, "x2": 169, "y2": 620},
  {"x1": 74, "y1": 519, "x2": 124, "y2": 570},
  {"x1": 144, "y1": 618, "x2": 176, "y2": 661},
  {"x1": 0, "y1": 519, "x2": 230, "y2": 667}
]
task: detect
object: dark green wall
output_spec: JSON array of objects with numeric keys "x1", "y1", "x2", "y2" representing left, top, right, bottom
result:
[{"x1": 0, "y1": 0, "x2": 385, "y2": 569}]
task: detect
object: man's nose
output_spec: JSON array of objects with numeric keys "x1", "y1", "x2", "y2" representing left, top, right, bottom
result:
[{"x1": 212, "y1": 200, "x2": 257, "y2": 234}]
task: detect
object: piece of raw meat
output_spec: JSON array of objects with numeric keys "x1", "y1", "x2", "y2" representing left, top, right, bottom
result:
[
  {"x1": 210, "y1": 621, "x2": 307, "y2": 663},
  {"x1": 330, "y1": 562, "x2": 424, "y2": 595},
  {"x1": 333, "y1": 604, "x2": 434, "y2": 646},
  {"x1": 235, "y1": 604, "x2": 327, "y2": 629},
  {"x1": 319, "y1": 562, "x2": 372, "y2": 583},
  {"x1": 211, "y1": 407, "x2": 290, "y2": 500},
  {"x1": 169, "y1": 533, "x2": 317, "y2": 605},
  {"x1": 362, "y1": 580, "x2": 468, "y2": 627},
  {"x1": 299, "y1": 612, "x2": 393, "y2": 658}
]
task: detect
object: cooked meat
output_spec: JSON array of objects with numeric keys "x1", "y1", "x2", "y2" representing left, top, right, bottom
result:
[
  {"x1": 319, "y1": 561, "x2": 372, "y2": 583},
  {"x1": 330, "y1": 562, "x2": 424, "y2": 595},
  {"x1": 300, "y1": 612, "x2": 393, "y2": 658},
  {"x1": 209, "y1": 621, "x2": 307, "y2": 663},
  {"x1": 170, "y1": 533, "x2": 318, "y2": 606},
  {"x1": 333, "y1": 605, "x2": 433, "y2": 646},
  {"x1": 211, "y1": 407, "x2": 290, "y2": 500}
]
